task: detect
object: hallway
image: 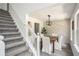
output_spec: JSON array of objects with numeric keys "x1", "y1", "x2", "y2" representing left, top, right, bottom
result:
[{"x1": 0, "y1": 3, "x2": 79, "y2": 56}]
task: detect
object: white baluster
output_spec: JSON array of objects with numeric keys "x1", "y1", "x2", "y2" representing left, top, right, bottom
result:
[
  {"x1": 37, "y1": 33, "x2": 40, "y2": 56},
  {"x1": 0, "y1": 35, "x2": 5, "y2": 56}
]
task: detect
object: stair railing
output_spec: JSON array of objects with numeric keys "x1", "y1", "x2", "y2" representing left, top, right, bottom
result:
[
  {"x1": 9, "y1": 4, "x2": 40, "y2": 56},
  {"x1": 9, "y1": 4, "x2": 39, "y2": 56},
  {"x1": 37, "y1": 33, "x2": 41, "y2": 56},
  {"x1": 0, "y1": 35, "x2": 5, "y2": 56},
  {"x1": 28, "y1": 26, "x2": 41, "y2": 56}
]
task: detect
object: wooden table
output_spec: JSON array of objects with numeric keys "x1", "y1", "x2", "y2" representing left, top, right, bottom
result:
[{"x1": 50, "y1": 36, "x2": 58, "y2": 53}]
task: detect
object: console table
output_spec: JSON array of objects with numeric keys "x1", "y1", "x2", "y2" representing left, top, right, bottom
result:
[{"x1": 50, "y1": 36, "x2": 58, "y2": 53}]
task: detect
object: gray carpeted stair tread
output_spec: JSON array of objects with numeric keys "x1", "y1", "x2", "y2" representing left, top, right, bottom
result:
[
  {"x1": 0, "y1": 14, "x2": 11, "y2": 18},
  {"x1": 0, "y1": 16, "x2": 12, "y2": 20},
  {"x1": 4, "y1": 36, "x2": 23, "y2": 41},
  {"x1": 17, "y1": 50, "x2": 33, "y2": 56},
  {"x1": 0, "y1": 20, "x2": 15, "y2": 24},
  {"x1": 0, "y1": 32, "x2": 20, "y2": 35},
  {"x1": 0, "y1": 18, "x2": 13, "y2": 22},
  {"x1": 5, "y1": 41, "x2": 25, "y2": 49},
  {"x1": 6, "y1": 46, "x2": 28, "y2": 56},
  {"x1": 0, "y1": 23, "x2": 16, "y2": 27},
  {"x1": 0, "y1": 28, "x2": 18, "y2": 31}
]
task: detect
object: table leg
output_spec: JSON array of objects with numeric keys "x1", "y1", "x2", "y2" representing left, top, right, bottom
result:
[{"x1": 53, "y1": 41, "x2": 54, "y2": 53}]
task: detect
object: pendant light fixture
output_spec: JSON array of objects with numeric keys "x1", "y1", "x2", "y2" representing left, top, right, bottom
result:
[{"x1": 46, "y1": 15, "x2": 52, "y2": 26}]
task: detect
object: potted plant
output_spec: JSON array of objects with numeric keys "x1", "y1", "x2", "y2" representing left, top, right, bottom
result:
[{"x1": 41, "y1": 27, "x2": 47, "y2": 36}]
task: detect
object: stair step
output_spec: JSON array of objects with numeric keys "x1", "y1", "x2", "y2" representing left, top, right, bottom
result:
[
  {"x1": 5, "y1": 43, "x2": 27, "y2": 55},
  {"x1": 0, "y1": 13, "x2": 10, "y2": 17},
  {"x1": 0, "y1": 14, "x2": 12, "y2": 19},
  {"x1": 0, "y1": 9, "x2": 10, "y2": 16},
  {"x1": 5, "y1": 38, "x2": 23, "y2": 45},
  {"x1": 5, "y1": 41, "x2": 25, "y2": 49},
  {"x1": 0, "y1": 20, "x2": 15, "y2": 24},
  {"x1": 0, "y1": 13, "x2": 10, "y2": 18},
  {"x1": 6, "y1": 45, "x2": 27, "y2": 56},
  {"x1": 0, "y1": 24, "x2": 16, "y2": 27},
  {"x1": 16, "y1": 50, "x2": 33, "y2": 56},
  {"x1": 0, "y1": 16, "x2": 12, "y2": 20},
  {"x1": 4, "y1": 34, "x2": 21, "y2": 38},
  {"x1": 0, "y1": 31, "x2": 19, "y2": 33},
  {"x1": 0, "y1": 28, "x2": 18, "y2": 32},
  {"x1": 0, "y1": 9, "x2": 9, "y2": 14},
  {"x1": 4, "y1": 36, "x2": 23, "y2": 41},
  {"x1": 0, "y1": 32, "x2": 20, "y2": 36},
  {"x1": 0, "y1": 24, "x2": 16, "y2": 28},
  {"x1": 0, "y1": 18, "x2": 13, "y2": 22},
  {"x1": 0, "y1": 23, "x2": 15, "y2": 26},
  {"x1": 0, "y1": 28, "x2": 18, "y2": 30}
]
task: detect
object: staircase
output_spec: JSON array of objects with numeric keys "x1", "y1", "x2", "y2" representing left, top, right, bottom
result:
[{"x1": 0, "y1": 9, "x2": 33, "y2": 56}]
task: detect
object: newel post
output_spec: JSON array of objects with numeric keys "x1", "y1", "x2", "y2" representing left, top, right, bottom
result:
[
  {"x1": 0, "y1": 35, "x2": 5, "y2": 56},
  {"x1": 37, "y1": 33, "x2": 40, "y2": 56}
]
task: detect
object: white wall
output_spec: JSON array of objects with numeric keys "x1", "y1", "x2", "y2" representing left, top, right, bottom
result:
[
  {"x1": 30, "y1": 3, "x2": 76, "y2": 21},
  {"x1": 28, "y1": 16, "x2": 43, "y2": 34},
  {"x1": 0, "y1": 3, "x2": 7, "y2": 11},
  {"x1": 70, "y1": 3, "x2": 79, "y2": 56},
  {"x1": 10, "y1": 3, "x2": 53, "y2": 24}
]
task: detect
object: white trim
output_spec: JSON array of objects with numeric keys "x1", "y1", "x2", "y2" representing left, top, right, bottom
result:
[
  {"x1": 74, "y1": 44, "x2": 79, "y2": 53},
  {"x1": 0, "y1": 35, "x2": 5, "y2": 56},
  {"x1": 37, "y1": 33, "x2": 40, "y2": 56},
  {"x1": 73, "y1": 9, "x2": 79, "y2": 45},
  {"x1": 70, "y1": 19, "x2": 73, "y2": 41},
  {"x1": 73, "y1": 9, "x2": 79, "y2": 53},
  {"x1": 74, "y1": 14, "x2": 77, "y2": 44}
]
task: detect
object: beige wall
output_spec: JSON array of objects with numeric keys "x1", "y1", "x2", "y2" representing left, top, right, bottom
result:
[{"x1": 44, "y1": 19, "x2": 70, "y2": 47}]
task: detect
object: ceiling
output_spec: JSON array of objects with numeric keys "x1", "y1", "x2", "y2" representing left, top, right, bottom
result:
[{"x1": 29, "y1": 3, "x2": 76, "y2": 21}]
